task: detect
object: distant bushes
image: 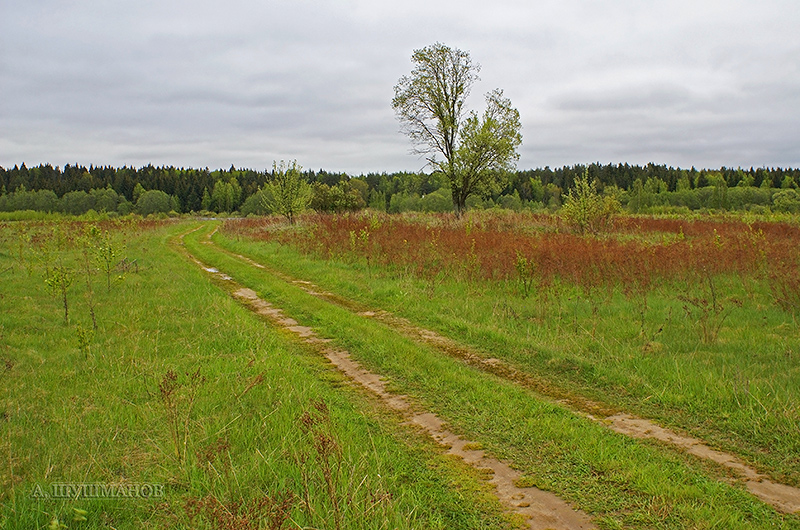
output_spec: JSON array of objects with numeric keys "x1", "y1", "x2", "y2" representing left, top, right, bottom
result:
[
  {"x1": 620, "y1": 184, "x2": 795, "y2": 215},
  {"x1": 0, "y1": 186, "x2": 180, "y2": 216},
  {"x1": 136, "y1": 190, "x2": 176, "y2": 215},
  {"x1": 3, "y1": 181, "x2": 798, "y2": 217},
  {"x1": 772, "y1": 189, "x2": 800, "y2": 213}
]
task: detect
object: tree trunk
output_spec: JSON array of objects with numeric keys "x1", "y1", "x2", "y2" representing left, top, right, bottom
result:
[{"x1": 452, "y1": 189, "x2": 466, "y2": 218}]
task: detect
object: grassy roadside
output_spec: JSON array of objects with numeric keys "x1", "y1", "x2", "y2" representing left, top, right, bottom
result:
[
  {"x1": 215, "y1": 217, "x2": 800, "y2": 488},
  {"x1": 0, "y1": 219, "x2": 518, "y2": 529},
  {"x1": 186, "y1": 223, "x2": 800, "y2": 529}
]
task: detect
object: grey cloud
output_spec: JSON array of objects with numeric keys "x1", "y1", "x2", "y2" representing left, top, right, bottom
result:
[
  {"x1": 554, "y1": 84, "x2": 695, "y2": 113},
  {"x1": 1, "y1": 0, "x2": 799, "y2": 172}
]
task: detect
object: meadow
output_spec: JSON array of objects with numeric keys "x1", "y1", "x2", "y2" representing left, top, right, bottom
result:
[
  {"x1": 0, "y1": 219, "x2": 518, "y2": 529},
  {"x1": 221, "y1": 211, "x2": 800, "y2": 486},
  {"x1": 1, "y1": 211, "x2": 799, "y2": 529}
]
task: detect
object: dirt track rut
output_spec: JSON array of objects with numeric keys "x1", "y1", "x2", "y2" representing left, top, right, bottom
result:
[{"x1": 232, "y1": 286, "x2": 595, "y2": 529}]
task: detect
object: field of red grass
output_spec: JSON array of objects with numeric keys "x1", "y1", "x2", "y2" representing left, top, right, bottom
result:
[{"x1": 224, "y1": 212, "x2": 800, "y2": 313}]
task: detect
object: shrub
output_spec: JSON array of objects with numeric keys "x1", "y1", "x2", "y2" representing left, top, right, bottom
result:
[
  {"x1": 136, "y1": 190, "x2": 172, "y2": 215},
  {"x1": 561, "y1": 173, "x2": 619, "y2": 234},
  {"x1": 772, "y1": 189, "x2": 800, "y2": 213}
]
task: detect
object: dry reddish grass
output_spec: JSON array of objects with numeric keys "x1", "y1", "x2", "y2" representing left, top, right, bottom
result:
[{"x1": 224, "y1": 212, "x2": 800, "y2": 311}]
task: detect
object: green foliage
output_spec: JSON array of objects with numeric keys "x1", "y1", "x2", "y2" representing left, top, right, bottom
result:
[
  {"x1": 677, "y1": 173, "x2": 692, "y2": 191},
  {"x1": 772, "y1": 189, "x2": 800, "y2": 213},
  {"x1": 560, "y1": 173, "x2": 619, "y2": 234},
  {"x1": 240, "y1": 187, "x2": 274, "y2": 216},
  {"x1": 74, "y1": 323, "x2": 94, "y2": 356},
  {"x1": 60, "y1": 190, "x2": 94, "y2": 215},
  {"x1": 514, "y1": 251, "x2": 535, "y2": 298},
  {"x1": 264, "y1": 160, "x2": 312, "y2": 224},
  {"x1": 392, "y1": 43, "x2": 522, "y2": 216},
  {"x1": 309, "y1": 182, "x2": 364, "y2": 213},
  {"x1": 212, "y1": 177, "x2": 242, "y2": 212},
  {"x1": 738, "y1": 172, "x2": 755, "y2": 187},
  {"x1": 201, "y1": 187, "x2": 213, "y2": 211},
  {"x1": 135, "y1": 189, "x2": 172, "y2": 215},
  {"x1": 367, "y1": 189, "x2": 387, "y2": 211},
  {"x1": 93, "y1": 229, "x2": 124, "y2": 292},
  {"x1": 90, "y1": 186, "x2": 123, "y2": 212},
  {"x1": 445, "y1": 89, "x2": 522, "y2": 214},
  {"x1": 348, "y1": 178, "x2": 369, "y2": 205},
  {"x1": 132, "y1": 182, "x2": 146, "y2": 202},
  {"x1": 727, "y1": 186, "x2": 773, "y2": 210},
  {"x1": 0, "y1": 188, "x2": 58, "y2": 212},
  {"x1": 544, "y1": 182, "x2": 562, "y2": 209},
  {"x1": 708, "y1": 172, "x2": 729, "y2": 209},
  {"x1": 498, "y1": 190, "x2": 523, "y2": 211},
  {"x1": 628, "y1": 178, "x2": 651, "y2": 212},
  {"x1": 529, "y1": 177, "x2": 545, "y2": 204},
  {"x1": 44, "y1": 263, "x2": 73, "y2": 324},
  {"x1": 420, "y1": 188, "x2": 453, "y2": 212},
  {"x1": 388, "y1": 192, "x2": 421, "y2": 213}
]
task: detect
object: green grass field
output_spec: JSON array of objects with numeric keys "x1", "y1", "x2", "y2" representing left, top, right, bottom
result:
[
  {"x1": 0, "y1": 219, "x2": 518, "y2": 529},
  {"x1": 2, "y1": 214, "x2": 799, "y2": 529}
]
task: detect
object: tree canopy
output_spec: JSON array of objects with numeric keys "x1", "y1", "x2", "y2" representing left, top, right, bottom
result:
[
  {"x1": 262, "y1": 160, "x2": 312, "y2": 224},
  {"x1": 392, "y1": 42, "x2": 522, "y2": 216}
]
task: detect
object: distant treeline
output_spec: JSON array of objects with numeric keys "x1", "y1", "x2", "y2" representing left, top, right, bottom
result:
[{"x1": 1, "y1": 162, "x2": 799, "y2": 215}]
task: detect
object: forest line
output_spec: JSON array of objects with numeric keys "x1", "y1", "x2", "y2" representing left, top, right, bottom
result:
[{"x1": 1, "y1": 162, "x2": 799, "y2": 215}]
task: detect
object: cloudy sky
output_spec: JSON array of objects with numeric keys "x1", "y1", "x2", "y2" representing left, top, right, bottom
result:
[{"x1": 1, "y1": 0, "x2": 798, "y2": 174}]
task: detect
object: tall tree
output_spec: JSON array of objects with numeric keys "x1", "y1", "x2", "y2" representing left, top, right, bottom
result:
[{"x1": 392, "y1": 42, "x2": 522, "y2": 216}]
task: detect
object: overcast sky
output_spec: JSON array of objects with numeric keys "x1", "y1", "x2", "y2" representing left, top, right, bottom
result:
[{"x1": 1, "y1": 0, "x2": 798, "y2": 174}]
